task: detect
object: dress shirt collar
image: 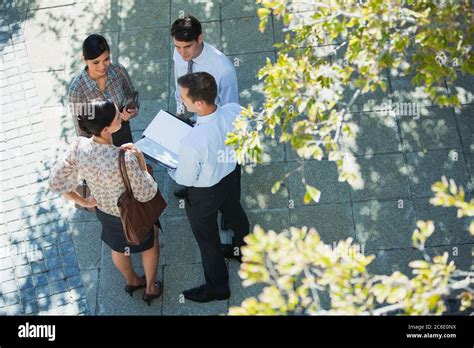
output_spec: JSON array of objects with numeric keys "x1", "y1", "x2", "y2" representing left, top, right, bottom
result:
[
  {"x1": 192, "y1": 42, "x2": 210, "y2": 66},
  {"x1": 196, "y1": 105, "x2": 219, "y2": 125}
]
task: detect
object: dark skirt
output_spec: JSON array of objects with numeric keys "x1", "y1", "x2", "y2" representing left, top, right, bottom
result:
[{"x1": 96, "y1": 208, "x2": 158, "y2": 253}]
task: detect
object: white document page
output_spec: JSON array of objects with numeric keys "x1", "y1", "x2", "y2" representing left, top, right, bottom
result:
[
  {"x1": 136, "y1": 137, "x2": 179, "y2": 169},
  {"x1": 143, "y1": 110, "x2": 192, "y2": 155},
  {"x1": 136, "y1": 110, "x2": 192, "y2": 169}
]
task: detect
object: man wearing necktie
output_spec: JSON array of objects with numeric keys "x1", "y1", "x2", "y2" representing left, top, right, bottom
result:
[
  {"x1": 169, "y1": 72, "x2": 250, "y2": 302},
  {"x1": 170, "y1": 15, "x2": 241, "y2": 235}
]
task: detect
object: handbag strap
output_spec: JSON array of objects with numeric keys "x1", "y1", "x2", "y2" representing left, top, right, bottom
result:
[{"x1": 118, "y1": 149, "x2": 133, "y2": 195}]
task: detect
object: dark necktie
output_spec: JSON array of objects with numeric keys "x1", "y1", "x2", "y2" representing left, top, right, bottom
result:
[{"x1": 181, "y1": 60, "x2": 194, "y2": 120}]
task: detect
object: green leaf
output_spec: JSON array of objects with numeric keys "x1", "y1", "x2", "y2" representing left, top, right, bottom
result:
[
  {"x1": 271, "y1": 180, "x2": 282, "y2": 194},
  {"x1": 257, "y1": 8, "x2": 271, "y2": 18},
  {"x1": 304, "y1": 185, "x2": 321, "y2": 204}
]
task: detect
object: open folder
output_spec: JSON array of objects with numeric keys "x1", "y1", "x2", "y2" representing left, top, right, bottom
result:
[{"x1": 135, "y1": 110, "x2": 193, "y2": 169}]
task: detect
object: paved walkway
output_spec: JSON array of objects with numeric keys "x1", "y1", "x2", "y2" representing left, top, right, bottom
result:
[{"x1": 1, "y1": 0, "x2": 473, "y2": 315}]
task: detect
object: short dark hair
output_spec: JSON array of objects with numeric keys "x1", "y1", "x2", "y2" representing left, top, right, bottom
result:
[
  {"x1": 177, "y1": 72, "x2": 217, "y2": 105},
  {"x1": 77, "y1": 100, "x2": 116, "y2": 136},
  {"x1": 170, "y1": 15, "x2": 202, "y2": 42},
  {"x1": 83, "y1": 34, "x2": 110, "y2": 60}
]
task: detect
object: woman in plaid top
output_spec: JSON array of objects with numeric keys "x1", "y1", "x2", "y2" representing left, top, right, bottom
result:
[{"x1": 69, "y1": 34, "x2": 138, "y2": 146}]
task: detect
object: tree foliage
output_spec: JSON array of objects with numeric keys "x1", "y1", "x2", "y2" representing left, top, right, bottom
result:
[
  {"x1": 229, "y1": 177, "x2": 474, "y2": 315},
  {"x1": 226, "y1": 0, "x2": 474, "y2": 200},
  {"x1": 226, "y1": 0, "x2": 474, "y2": 315}
]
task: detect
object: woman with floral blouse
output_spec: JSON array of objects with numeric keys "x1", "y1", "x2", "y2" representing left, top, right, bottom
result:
[
  {"x1": 69, "y1": 34, "x2": 138, "y2": 146},
  {"x1": 49, "y1": 100, "x2": 162, "y2": 305}
]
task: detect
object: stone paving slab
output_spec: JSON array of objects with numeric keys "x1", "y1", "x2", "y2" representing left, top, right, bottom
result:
[
  {"x1": 170, "y1": 0, "x2": 221, "y2": 23},
  {"x1": 23, "y1": 5, "x2": 74, "y2": 41},
  {"x1": 26, "y1": 36, "x2": 68, "y2": 71},
  {"x1": 164, "y1": 217, "x2": 202, "y2": 265},
  {"x1": 125, "y1": 61, "x2": 169, "y2": 101},
  {"x1": 161, "y1": 178, "x2": 188, "y2": 219},
  {"x1": 119, "y1": 0, "x2": 170, "y2": 30},
  {"x1": 162, "y1": 262, "x2": 228, "y2": 315},
  {"x1": 350, "y1": 153, "x2": 411, "y2": 201},
  {"x1": 222, "y1": 16, "x2": 274, "y2": 56},
  {"x1": 33, "y1": 69, "x2": 67, "y2": 106},
  {"x1": 414, "y1": 197, "x2": 474, "y2": 246},
  {"x1": 71, "y1": 0, "x2": 121, "y2": 35},
  {"x1": 453, "y1": 105, "x2": 474, "y2": 152},
  {"x1": 290, "y1": 203, "x2": 355, "y2": 244},
  {"x1": 119, "y1": 27, "x2": 170, "y2": 66},
  {"x1": 353, "y1": 199, "x2": 417, "y2": 250},
  {"x1": 399, "y1": 107, "x2": 462, "y2": 152},
  {"x1": 241, "y1": 163, "x2": 290, "y2": 210},
  {"x1": 80, "y1": 268, "x2": 99, "y2": 315},
  {"x1": 221, "y1": 0, "x2": 258, "y2": 20},
  {"x1": 288, "y1": 160, "x2": 352, "y2": 206},
  {"x1": 406, "y1": 149, "x2": 470, "y2": 198},
  {"x1": 246, "y1": 209, "x2": 290, "y2": 234},
  {"x1": 228, "y1": 51, "x2": 274, "y2": 109},
  {"x1": 69, "y1": 221, "x2": 102, "y2": 270},
  {"x1": 390, "y1": 76, "x2": 436, "y2": 108},
  {"x1": 450, "y1": 75, "x2": 474, "y2": 105},
  {"x1": 425, "y1": 244, "x2": 473, "y2": 272},
  {"x1": 342, "y1": 111, "x2": 402, "y2": 155}
]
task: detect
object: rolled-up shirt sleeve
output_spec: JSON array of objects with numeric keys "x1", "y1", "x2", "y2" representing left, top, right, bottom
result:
[
  {"x1": 124, "y1": 151, "x2": 157, "y2": 202},
  {"x1": 49, "y1": 138, "x2": 80, "y2": 194}
]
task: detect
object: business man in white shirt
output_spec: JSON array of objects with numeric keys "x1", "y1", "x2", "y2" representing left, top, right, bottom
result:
[
  {"x1": 170, "y1": 72, "x2": 249, "y2": 303},
  {"x1": 170, "y1": 16, "x2": 241, "y2": 233},
  {"x1": 171, "y1": 15, "x2": 238, "y2": 120}
]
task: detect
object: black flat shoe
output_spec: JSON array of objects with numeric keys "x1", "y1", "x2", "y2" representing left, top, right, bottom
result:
[
  {"x1": 183, "y1": 284, "x2": 230, "y2": 303},
  {"x1": 125, "y1": 275, "x2": 146, "y2": 297},
  {"x1": 143, "y1": 281, "x2": 163, "y2": 306}
]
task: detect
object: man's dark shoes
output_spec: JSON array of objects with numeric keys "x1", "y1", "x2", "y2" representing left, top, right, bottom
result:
[
  {"x1": 173, "y1": 188, "x2": 186, "y2": 198},
  {"x1": 221, "y1": 244, "x2": 242, "y2": 263},
  {"x1": 183, "y1": 284, "x2": 230, "y2": 303}
]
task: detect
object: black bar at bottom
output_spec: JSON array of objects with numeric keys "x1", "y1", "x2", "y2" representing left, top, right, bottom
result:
[{"x1": 0, "y1": 315, "x2": 472, "y2": 346}]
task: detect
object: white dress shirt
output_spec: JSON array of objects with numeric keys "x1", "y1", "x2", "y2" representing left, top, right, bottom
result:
[
  {"x1": 172, "y1": 103, "x2": 242, "y2": 187},
  {"x1": 173, "y1": 43, "x2": 239, "y2": 110}
]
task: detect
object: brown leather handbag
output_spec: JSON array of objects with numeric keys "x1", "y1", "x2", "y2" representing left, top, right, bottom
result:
[{"x1": 117, "y1": 149, "x2": 167, "y2": 245}]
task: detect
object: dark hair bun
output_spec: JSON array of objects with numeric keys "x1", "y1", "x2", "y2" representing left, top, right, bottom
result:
[{"x1": 83, "y1": 34, "x2": 110, "y2": 60}]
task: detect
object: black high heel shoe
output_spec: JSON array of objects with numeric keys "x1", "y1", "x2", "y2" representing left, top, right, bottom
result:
[
  {"x1": 125, "y1": 275, "x2": 146, "y2": 297},
  {"x1": 142, "y1": 281, "x2": 163, "y2": 306}
]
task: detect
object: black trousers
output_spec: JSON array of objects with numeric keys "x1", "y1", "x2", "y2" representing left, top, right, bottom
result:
[
  {"x1": 221, "y1": 164, "x2": 241, "y2": 227},
  {"x1": 185, "y1": 168, "x2": 249, "y2": 294}
]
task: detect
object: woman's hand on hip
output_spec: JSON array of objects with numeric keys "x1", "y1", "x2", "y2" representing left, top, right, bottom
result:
[{"x1": 81, "y1": 196, "x2": 98, "y2": 208}]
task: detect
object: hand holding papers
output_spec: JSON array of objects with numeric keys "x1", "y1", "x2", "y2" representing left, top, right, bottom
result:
[{"x1": 135, "y1": 110, "x2": 193, "y2": 169}]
